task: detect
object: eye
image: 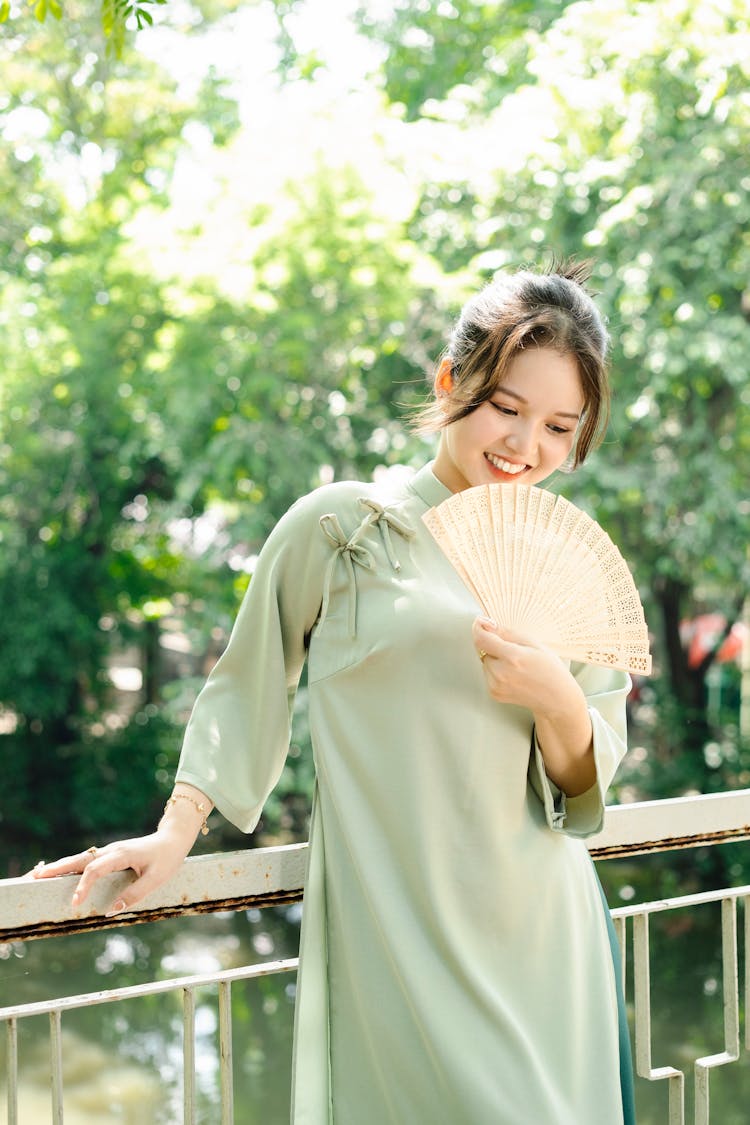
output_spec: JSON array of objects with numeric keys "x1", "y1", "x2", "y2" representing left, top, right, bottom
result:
[
  {"x1": 547, "y1": 423, "x2": 572, "y2": 435},
  {"x1": 489, "y1": 402, "x2": 517, "y2": 417}
]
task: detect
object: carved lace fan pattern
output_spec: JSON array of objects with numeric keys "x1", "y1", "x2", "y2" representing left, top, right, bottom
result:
[{"x1": 422, "y1": 484, "x2": 652, "y2": 675}]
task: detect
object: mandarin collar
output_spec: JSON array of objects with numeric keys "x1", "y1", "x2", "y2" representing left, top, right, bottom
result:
[{"x1": 408, "y1": 461, "x2": 453, "y2": 509}]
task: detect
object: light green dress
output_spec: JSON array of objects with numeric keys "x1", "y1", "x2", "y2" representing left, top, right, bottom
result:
[{"x1": 176, "y1": 462, "x2": 631, "y2": 1125}]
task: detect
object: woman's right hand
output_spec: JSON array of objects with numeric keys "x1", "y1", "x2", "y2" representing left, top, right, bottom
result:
[
  {"x1": 29, "y1": 830, "x2": 192, "y2": 917},
  {"x1": 28, "y1": 784, "x2": 214, "y2": 917}
]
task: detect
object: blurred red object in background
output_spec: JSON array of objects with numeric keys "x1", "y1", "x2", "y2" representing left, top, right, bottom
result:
[{"x1": 681, "y1": 613, "x2": 747, "y2": 669}]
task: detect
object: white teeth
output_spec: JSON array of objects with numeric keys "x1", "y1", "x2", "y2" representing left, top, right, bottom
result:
[{"x1": 487, "y1": 454, "x2": 526, "y2": 474}]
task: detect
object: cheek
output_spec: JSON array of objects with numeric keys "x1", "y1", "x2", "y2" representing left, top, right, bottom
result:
[
  {"x1": 473, "y1": 409, "x2": 501, "y2": 440},
  {"x1": 453, "y1": 415, "x2": 490, "y2": 451}
]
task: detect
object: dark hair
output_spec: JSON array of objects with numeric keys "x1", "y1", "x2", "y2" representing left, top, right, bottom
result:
[{"x1": 413, "y1": 260, "x2": 611, "y2": 468}]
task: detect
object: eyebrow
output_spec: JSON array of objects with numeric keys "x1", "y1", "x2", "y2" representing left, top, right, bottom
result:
[{"x1": 493, "y1": 386, "x2": 582, "y2": 422}]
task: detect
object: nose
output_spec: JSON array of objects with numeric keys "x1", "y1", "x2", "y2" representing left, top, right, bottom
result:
[{"x1": 505, "y1": 418, "x2": 539, "y2": 461}]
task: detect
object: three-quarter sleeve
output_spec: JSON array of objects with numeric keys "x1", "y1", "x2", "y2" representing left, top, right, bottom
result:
[
  {"x1": 528, "y1": 663, "x2": 631, "y2": 838},
  {"x1": 175, "y1": 493, "x2": 330, "y2": 832}
]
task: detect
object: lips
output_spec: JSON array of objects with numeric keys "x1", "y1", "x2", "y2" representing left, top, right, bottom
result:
[{"x1": 485, "y1": 453, "x2": 528, "y2": 476}]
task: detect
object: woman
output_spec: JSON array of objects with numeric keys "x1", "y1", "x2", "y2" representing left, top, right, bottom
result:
[{"x1": 36, "y1": 262, "x2": 636, "y2": 1124}]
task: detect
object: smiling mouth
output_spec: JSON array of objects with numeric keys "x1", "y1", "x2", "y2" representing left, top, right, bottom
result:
[{"x1": 485, "y1": 453, "x2": 529, "y2": 475}]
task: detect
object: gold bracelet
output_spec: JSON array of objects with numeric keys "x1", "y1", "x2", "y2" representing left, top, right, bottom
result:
[{"x1": 164, "y1": 793, "x2": 210, "y2": 835}]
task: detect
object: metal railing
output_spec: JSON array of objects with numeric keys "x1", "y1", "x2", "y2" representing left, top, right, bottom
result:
[{"x1": 1, "y1": 788, "x2": 749, "y2": 1124}]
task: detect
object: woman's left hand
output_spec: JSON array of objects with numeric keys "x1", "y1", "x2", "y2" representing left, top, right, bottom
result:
[
  {"x1": 472, "y1": 616, "x2": 580, "y2": 719},
  {"x1": 473, "y1": 616, "x2": 596, "y2": 795}
]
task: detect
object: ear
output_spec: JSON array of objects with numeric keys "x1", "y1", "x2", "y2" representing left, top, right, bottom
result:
[{"x1": 434, "y1": 357, "x2": 454, "y2": 397}]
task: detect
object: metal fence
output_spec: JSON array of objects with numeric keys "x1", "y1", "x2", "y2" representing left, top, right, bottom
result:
[{"x1": 1, "y1": 788, "x2": 749, "y2": 1124}]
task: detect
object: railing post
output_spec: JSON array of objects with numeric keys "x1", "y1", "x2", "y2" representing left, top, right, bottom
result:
[
  {"x1": 219, "y1": 980, "x2": 233, "y2": 1125},
  {"x1": 49, "y1": 1008, "x2": 64, "y2": 1124},
  {"x1": 613, "y1": 913, "x2": 627, "y2": 992},
  {"x1": 6, "y1": 1017, "x2": 18, "y2": 1125},
  {"x1": 694, "y1": 897, "x2": 741, "y2": 1124},
  {"x1": 632, "y1": 912, "x2": 685, "y2": 1124},
  {"x1": 183, "y1": 986, "x2": 196, "y2": 1125}
]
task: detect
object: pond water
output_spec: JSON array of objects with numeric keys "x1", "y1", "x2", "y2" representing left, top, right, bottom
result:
[
  {"x1": 1, "y1": 848, "x2": 748, "y2": 1124},
  {"x1": 0, "y1": 906, "x2": 300, "y2": 1124}
]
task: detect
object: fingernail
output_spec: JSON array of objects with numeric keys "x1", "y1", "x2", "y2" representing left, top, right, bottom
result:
[
  {"x1": 478, "y1": 617, "x2": 497, "y2": 629},
  {"x1": 105, "y1": 899, "x2": 126, "y2": 918}
]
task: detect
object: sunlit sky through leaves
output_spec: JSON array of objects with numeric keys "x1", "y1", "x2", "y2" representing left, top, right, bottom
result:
[{"x1": 126, "y1": 0, "x2": 549, "y2": 298}]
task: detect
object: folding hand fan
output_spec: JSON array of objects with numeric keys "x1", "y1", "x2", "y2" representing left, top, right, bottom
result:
[{"x1": 422, "y1": 484, "x2": 652, "y2": 675}]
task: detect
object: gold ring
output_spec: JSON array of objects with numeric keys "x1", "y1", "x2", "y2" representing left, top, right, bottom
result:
[
  {"x1": 478, "y1": 649, "x2": 488, "y2": 663},
  {"x1": 87, "y1": 846, "x2": 98, "y2": 857}
]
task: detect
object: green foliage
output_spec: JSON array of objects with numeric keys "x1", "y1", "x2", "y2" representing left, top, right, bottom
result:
[
  {"x1": 0, "y1": 6, "x2": 245, "y2": 853},
  {"x1": 0, "y1": 0, "x2": 64, "y2": 23},
  {"x1": 366, "y1": 0, "x2": 750, "y2": 778},
  {"x1": 2, "y1": 0, "x2": 749, "y2": 860},
  {"x1": 356, "y1": 0, "x2": 580, "y2": 121},
  {"x1": 172, "y1": 169, "x2": 433, "y2": 544},
  {"x1": 1, "y1": 711, "x2": 180, "y2": 850},
  {"x1": 270, "y1": 0, "x2": 325, "y2": 82},
  {"x1": 0, "y1": 4, "x2": 439, "y2": 853},
  {"x1": 69, "y1": 709, "x2": 181, "y2": 838},
  {"x1": 0, "y1": 0, "x2": 168, "y2": 56},
  {"x1": 0, "y1": 244, "x2": 190, "y2": 850}
]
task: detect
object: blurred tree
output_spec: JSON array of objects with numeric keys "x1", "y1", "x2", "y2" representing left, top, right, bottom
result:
[
  {"x1": 173, "y1": 169, "x2": 436, "y2": 547},
  {"x1": 364, "y1": 0, "x2": 750, "y2": 783},
  {"x1": 7, "y1": 0, "x2": 747, "y2": 855},
  {"x1": 354, "y1": 0, "x2": 579, "y2": 121},
  {"x1": 0, "y1": 5, "x2": 441, "y2": 856},
  {"x1": 0, "y1": 8, "x2": 243, "y2": 853},
  {"x1": 1, "y1": 0, "x2": 319, "y2": 67},
  {"x1": 0, "y1": 0, "x2": 168, "y2": 56}
]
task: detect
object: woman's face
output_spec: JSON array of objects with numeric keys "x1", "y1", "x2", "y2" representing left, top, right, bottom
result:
[{"x1": 432, "y1": 347, "x2": 585, "y2": 494}]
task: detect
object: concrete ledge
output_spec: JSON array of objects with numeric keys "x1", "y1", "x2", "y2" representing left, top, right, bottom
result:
[
  {"x1": 0, "y1": 843, "x2": 308, "y2": 941},
  {"x1": 587, "y1": 789, "x2": 750, "y2": 858},
  {"x1": 2, "y1": 790, "x2": 749, "y2": 940}
]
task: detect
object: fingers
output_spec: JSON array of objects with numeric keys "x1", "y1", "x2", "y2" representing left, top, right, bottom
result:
[
  {"x1": 493, "y1": 625, "x2": 536, "y2": 648},
  {"x1": 29, "y1": 851, "x2": 94, "y2": 879},
  {"x1": 103, "y1": 869, "x2": 164, "y2": 917},
  {"x1": 71, "y1": 862, "x2": 107, "y2": 911},
  {"x1": 472, "y1": 616, "x2": 502, "y2": 661},
  {"x1": 71, "y1": 843, "x2": 140, "y2": 910},
  {"x1": 28, "y1": 835, "x2": 184, "y2": 918},
  {"x1": 472, "y1": 617, "x2": 539, "y2": 658},
  {"x1": 77, "y1": 839, "x2": 182, "y2": 916},
  {"x1": 30, "y1": 844, "x2": 137, "y2": 912},
  {"x1": 101, "y1": 840, "x2": 189, "y2": 916},
  {"x1": 472, "y1": 617, "x2": 536, "y2": 702}
]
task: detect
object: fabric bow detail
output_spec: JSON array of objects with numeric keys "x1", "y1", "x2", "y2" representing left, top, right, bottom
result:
[
  {"x1": 318, "y1": 500, "x2": 415, "y2": 637},
  {"x1": 357, "y1": 498, "x2": 415, "y2": 573},
  {"x1": 319, "y1": 513, "x2": 375, "y2": 638}
]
